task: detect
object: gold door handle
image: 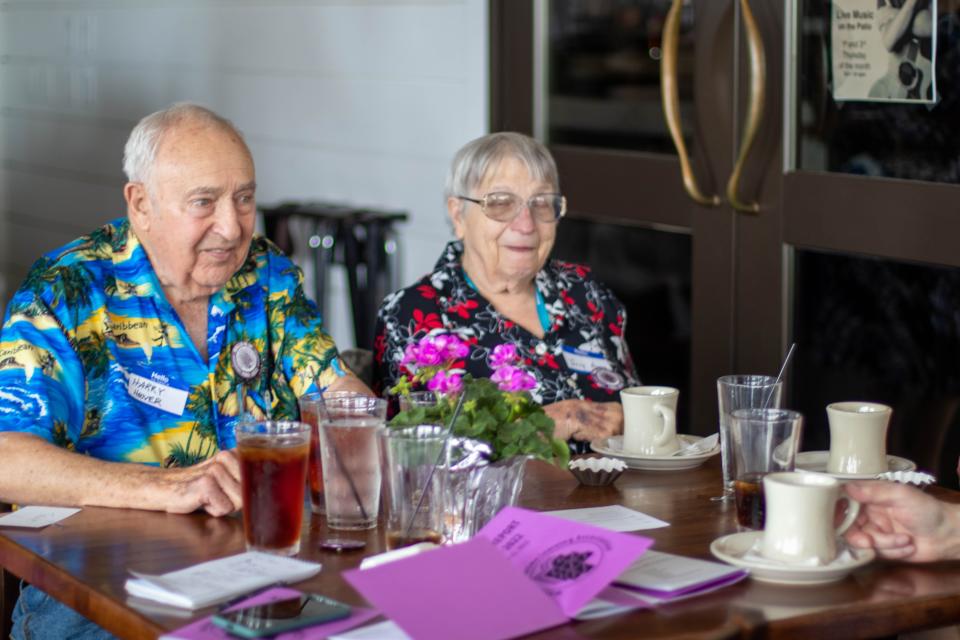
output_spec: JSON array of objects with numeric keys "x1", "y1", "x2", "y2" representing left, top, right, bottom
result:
[
  {"x1": 661, "y1": 0, "x2": 720, "y2": 207},
  {"x1": 726, "y1": 0, "x2": 766, "y2": 213}
]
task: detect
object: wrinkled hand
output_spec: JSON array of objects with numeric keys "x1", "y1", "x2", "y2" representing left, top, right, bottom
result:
[
  {"x1": 158, "y1": 450, "x2": 242, "y2": 517},
  {"x1": 844, "y1": 481, "x2": 960, "y2": 562},
  {"x1": 545, "y1": 400, "x2": 623, "y2": 442}
]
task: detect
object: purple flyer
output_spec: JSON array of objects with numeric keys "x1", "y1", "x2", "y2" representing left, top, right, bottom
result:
[{"x1": 476, "y1": 506, "x2": 654, "y2": 617}]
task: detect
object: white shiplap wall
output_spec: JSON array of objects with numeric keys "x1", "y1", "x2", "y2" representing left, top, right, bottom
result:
[{"x1": 0, "y1": 0, "x2": 487, "y2": 348}]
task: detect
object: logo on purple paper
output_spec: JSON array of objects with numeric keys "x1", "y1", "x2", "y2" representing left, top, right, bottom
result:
[{"x1": 525, "y1": 536, "x2": 609, "y2": 586}]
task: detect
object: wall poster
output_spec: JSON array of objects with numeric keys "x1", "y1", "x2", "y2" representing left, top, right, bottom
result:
[{"x1": 832, "y1": 0, "x2": 937, "y2": 103}]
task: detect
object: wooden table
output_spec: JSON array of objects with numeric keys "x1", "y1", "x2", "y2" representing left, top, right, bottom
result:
[{"x1": 3, "y1": 458, "x2": 960, "y2": 639}]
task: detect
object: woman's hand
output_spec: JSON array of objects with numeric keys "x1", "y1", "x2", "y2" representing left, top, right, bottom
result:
[{"x1": 545, "y1": 400, "x2": 623, "y2": 442}]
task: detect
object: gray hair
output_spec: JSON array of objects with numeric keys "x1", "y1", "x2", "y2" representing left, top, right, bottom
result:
[
  {"x1": 444, "y1": 132, "x2": 559, "y2": 199},
  {"x1": 122, "y1": 103, "x2": 246, "y2": 183}
]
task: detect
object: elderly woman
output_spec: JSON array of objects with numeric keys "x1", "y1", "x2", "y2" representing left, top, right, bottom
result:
[{"x1": 374, "y1": 132, "x2": 639, "y2": 448}]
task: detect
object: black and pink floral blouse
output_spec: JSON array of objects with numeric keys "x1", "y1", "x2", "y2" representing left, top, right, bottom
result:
[{"x1": 373, "y1": 241, "x2": 640, "y2": 404}]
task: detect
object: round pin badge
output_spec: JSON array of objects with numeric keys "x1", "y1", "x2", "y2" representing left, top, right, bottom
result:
[
  {"x1": 591, "y1": 368, "x2": 624, "y2": 391},
  {"x1": 231, "y1": 341, "x2": 261, "y2": 382}
]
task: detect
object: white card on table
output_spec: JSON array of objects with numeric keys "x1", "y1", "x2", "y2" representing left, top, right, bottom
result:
[
  {"x1": 0, "y1": 506, "x2": 80, "y2": 528},
  {"x1": 330, "y1": 620, "x2": 412, "y2": 640},
  {"x1": 125, "y1": 551, "x2": 322, "y2": 609},
  {"x1": 545, "y1": 505, "x2": 669, "y2": 531},
  {"x1": 616, "y1": 550, "x2": 747, "y2": 595}
]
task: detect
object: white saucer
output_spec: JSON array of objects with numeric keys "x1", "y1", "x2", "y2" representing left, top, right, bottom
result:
[
  {"x1": 795, "y1": 451, "x2": 916, "y2": 480},
  {"x1": 710, "y1": 531, "x2": 875, "y2": 585},
  {"x1": 590, "y1": 435, "x2": 719, "y2": 470}
]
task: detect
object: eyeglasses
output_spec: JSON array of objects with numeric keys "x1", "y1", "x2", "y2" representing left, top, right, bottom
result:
[{"x1": 457, "y1": 192, "x2": 567, "y2": 223}]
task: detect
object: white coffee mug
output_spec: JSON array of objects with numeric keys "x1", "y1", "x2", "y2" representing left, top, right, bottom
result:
[
  {"x1": 761, "y1": 472, "x2": 860, "y2": 566},
  {"x1": 620, "y1": 386, "x2": 680, "y2": 455},
  {"x1": 826, "y1": 402, "x2": 892, "y2": 475}
]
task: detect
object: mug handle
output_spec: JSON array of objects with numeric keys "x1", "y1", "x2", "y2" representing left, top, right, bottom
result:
[
  {"x1": 835, "y1": 496, "x2": 861, "y2": 536},
  {"x1": 654, "y1": 403, "x2": 677, "y2": 447}
]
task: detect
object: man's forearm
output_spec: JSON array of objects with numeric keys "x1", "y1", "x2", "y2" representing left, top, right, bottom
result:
[
  {"x1": 0, "y1": 432, "x2": 224, "y2": 512},
  {"x1": 0, "y1": 432, "x2": 164, "y2": 508}
]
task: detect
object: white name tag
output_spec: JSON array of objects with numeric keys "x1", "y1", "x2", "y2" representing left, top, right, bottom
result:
[
  {"x1": 127, "y1": 372, "x2": 188, "y2": 416},
  {"x1": 561, "y1": 346, "x2": 611, "y2": 373}
]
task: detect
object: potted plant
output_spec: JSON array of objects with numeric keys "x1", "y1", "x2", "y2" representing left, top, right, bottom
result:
[{"x1": 389, "y1": 334, "x2": 569, "y2": 540}]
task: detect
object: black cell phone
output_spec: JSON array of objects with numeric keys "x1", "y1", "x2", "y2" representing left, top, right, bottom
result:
[{"x1": 211, "y1": 593, "x2": 351, "y2": 638}]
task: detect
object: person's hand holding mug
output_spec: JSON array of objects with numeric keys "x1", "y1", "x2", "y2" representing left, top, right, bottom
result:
[{"x1": 844, "y1": 481, "x2": 960, "y2": 562}]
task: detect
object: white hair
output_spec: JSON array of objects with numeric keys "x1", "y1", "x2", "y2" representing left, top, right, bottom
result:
[
  {"x1": 122, "y1": 103, "x2": 246, "y2": 183},
  {"x1": 444, "y1": 131, "x2": 559, "y2": 199}
]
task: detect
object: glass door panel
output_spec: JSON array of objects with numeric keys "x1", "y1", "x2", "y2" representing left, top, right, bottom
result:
[
  {"x1": 792, "y1": 249, "x2": 960, "y2": 487},
  {"x1": 777, "y1": 0, "x2": 960, "y2": 489},
  {"x1": 492, "y1": 0, "x2": 748, "y2": 431},
  {"x1": 794, "y1": 1, "x2": 960, "y2": 182},
  {"x1": 547, "y1": 0, "x2": 696, "y2": 153},
  {"x1": 553, "y1": 217, "x2": 693, "y2": 429}
]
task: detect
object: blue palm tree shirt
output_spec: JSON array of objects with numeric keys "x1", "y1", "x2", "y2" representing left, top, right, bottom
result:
[{"x1": 0, "y1": 218, "x2": 344, "y2": 467}]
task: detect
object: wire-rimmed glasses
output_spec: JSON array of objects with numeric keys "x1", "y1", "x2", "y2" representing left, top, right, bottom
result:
[{"x1": 457, "y1": 192, "x2": 567, "y2": 223}]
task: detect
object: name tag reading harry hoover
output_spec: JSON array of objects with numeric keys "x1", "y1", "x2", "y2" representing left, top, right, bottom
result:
[{"x1": 127, "y1": 372, "x2": 188, "y2": 416}]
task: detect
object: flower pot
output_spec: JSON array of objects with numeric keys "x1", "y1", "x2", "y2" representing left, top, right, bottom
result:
[{"x1": 442, "y1": 450, "x2": 528, "y2": 544}]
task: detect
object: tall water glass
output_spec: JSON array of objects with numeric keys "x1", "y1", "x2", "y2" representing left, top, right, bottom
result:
[
  {"x1": 318, "y1": 396, "x2": 387, "y2": 530},
  {"x1": 299, "y1": 390, "x2": 364, "y2": 516},
  {"x1": 715, "y1": 375, "x2": 782, "y2": 501},
  {"x1": 236, "y1": 420, "x2": 310, "y2": 556}
]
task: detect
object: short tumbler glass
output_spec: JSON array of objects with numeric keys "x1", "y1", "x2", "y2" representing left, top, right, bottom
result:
[{"x1": 730, "y1": 408, "x2": 803, "y2": 530}]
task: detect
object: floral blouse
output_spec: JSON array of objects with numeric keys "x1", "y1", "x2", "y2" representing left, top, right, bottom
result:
[{"x1": 374, "y1": 241, "x2": 639, "y2": 406}]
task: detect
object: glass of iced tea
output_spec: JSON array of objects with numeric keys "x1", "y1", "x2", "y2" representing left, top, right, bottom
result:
[
  {"x1": 381, "y1": 424, "x2": 446, "y2": 550},
  {"x1": 236, "y1": 420, "x2": 310, "y2": 555},
  {"x1": 298, "y1": 393, "x2": 325, "y2": 515},
  {"x1": 319, "y1": 396, "x2": 387, "y2": 531},
  {"x1": 730, "y1": 408, "x2": 803, "y2": 530}
]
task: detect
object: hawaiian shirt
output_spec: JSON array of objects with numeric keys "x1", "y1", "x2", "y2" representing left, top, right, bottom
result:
[
  {"x1": 0, "y1": 218, "x2": 343, "y2": 467},
  {"x1": 374, "y1": 241, "x2": 639, "y2": 403}
]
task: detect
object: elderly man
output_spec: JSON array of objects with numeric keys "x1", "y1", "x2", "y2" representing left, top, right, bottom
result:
[{"x1": 0, "y1": 103, "x2": 367, "y2": 638}]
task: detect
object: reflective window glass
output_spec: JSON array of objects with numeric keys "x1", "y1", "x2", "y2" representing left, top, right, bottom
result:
[
  {"x1": 795, "y1": 1, "x2": 960, "y2": 183},
  {"x1": 548, "y1": 0, "x2": 695, "y2": 152}
]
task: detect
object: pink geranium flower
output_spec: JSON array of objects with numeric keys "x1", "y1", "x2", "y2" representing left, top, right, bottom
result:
[
  {"x1": 491, "y1": 365, "x2": 537, "y2": 392},
  {"x1": 426, "y1": 369, "x2": 464, "y2": 393},
  {"x1": 489, "y1": 343, "x2": 519, "y2": 369}
]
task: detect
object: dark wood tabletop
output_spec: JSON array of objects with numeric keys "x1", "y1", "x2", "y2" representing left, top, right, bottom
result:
[{"x1": 2, "y1": 457, "x2": 960, "y2": 640}]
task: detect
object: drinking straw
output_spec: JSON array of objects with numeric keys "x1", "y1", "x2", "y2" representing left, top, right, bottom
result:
[
  {"x1": 403, "y1": 390, "x2": 468, "y2": 541},
  {"x1": 764, "y1": 343, "x2": 797, "y2": 409}
]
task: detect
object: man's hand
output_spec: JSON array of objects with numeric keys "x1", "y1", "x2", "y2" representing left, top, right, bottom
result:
[
  {"x1": 545, "y1": 400, "x2": 623, "y2": 442},
  {"x1": 156, "y1": 450, "x2": 242, "y2": 516},
  {"x1": 844, "y1": 481, "x2": 960, "y2": 562}
]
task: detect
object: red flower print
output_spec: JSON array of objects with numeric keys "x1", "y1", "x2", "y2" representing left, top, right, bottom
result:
[
  {"x1": 417, "y1": 284, "x2": 436, "y2": 300},
  {"x1": 537, "y1": 353, "x2": 560, "y2": 370},
  {"x1": 374, "y1": 334, "x2": 386, "y2": 363},
  {"x1": 448, "y1": 299, "x2": 479, "y2": 319},
  {"x1": 413, "y1": 309, "x2": 442, "y2": 332}
]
